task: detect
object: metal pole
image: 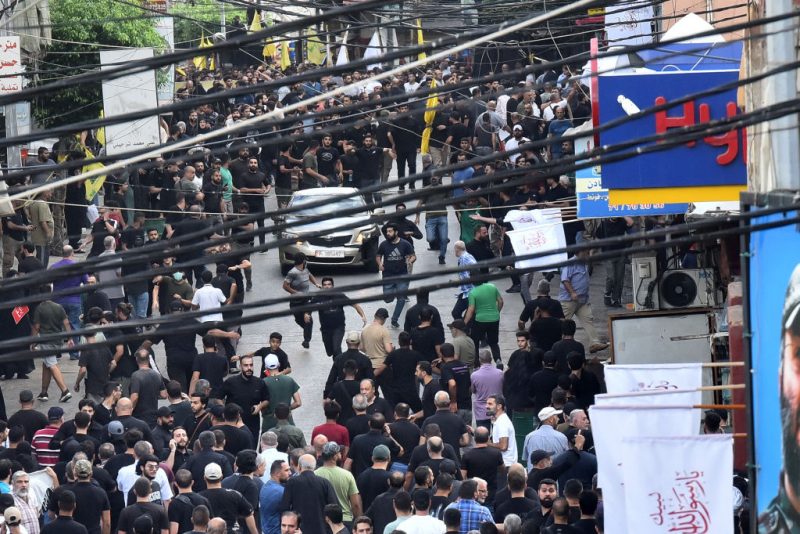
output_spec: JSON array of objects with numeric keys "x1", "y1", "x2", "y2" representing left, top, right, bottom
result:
[
  {"x1": 220, "y1": 1, "x2": 226, "y2": 35},
  {"x1": 765, "y1": 0, "x2": 800, "y2": 189}
]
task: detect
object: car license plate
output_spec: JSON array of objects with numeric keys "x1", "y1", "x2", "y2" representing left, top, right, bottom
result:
[{"x1": 316, "y1": 250, "x2": 345, "y2": 258}]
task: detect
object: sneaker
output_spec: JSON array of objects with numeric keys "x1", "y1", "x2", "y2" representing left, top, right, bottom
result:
[
  {"x1": 391, "y1": 320, "x2": 400, "y2": 328},
  {"x1": 59, "y1": 390, "x2": 72, "y2": 403},
  {"x1": 610, "y1": 300, "x2": 623, "y2": 308},
  {"x1": 438, "y1": 256, "x2": 446, "y2": 265},
  {"x1": 505, "y1": 285, "x2": 521, "y2": 293},
  {"x1": 301, "y1": 340, "x2": 310, "y2": 349},
  {"x1": 603, "y1": 296, "x2": 613, "y2": 306},
  {"x1": 37, "y1": 393, "x2": 48, "y2": 402},
  {"x1": 246, "y1": 282, "x2": 253, "y2": 292}
]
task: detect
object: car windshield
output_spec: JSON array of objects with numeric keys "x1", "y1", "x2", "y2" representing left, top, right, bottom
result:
[{"x1": 290, "y1": 194, "x2": 366, "y2": 217}]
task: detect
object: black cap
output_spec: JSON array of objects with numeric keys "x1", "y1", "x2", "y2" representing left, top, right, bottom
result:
[
  {"x1": 157, "y1": 406, "x2": 174, "y2": 417},
  {"x1": 530, "y1": 450, "x2": 553, "y2": 465},
  {"x1": 543, "y1": 351, "x2": 557, "y2": 365}
]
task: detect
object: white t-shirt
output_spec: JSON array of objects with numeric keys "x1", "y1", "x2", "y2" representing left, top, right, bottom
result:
[
  {"x1": 492, "y1": 412, "x2": 518, "y2": 466},
  {"x1": 117, "y1": 464, "x2": 173, "y2": 504},
  {"x1": 192, "y1": 284, "x2": 227, "y2": 322},
  {"x1": 395, "y1": 515, "x2": 446, "y2": 534},
  {"x1": 258, "y1": 449, "x2": 289, "y2": 483}
]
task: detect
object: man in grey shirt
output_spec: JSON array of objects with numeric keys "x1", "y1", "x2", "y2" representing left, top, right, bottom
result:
[
  {"x1": 26, "y1": 147, "x2": 57, "y2": 185},
  {"x1": 282, "y1": 253, "x2": 321, "y2": 349},
  {"x1": 97, "y1": 236, "x2": 125, "y2": 308}
]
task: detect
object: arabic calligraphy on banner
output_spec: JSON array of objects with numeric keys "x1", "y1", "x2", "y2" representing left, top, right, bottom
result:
[{"x1": 0, "y1": 37, "x2": 22, "y2": 95}]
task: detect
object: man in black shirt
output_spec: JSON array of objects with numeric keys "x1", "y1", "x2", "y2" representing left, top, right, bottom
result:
[
  {"x1": 7, "y1": 390, "x2": 48, "y2": 442},
  {"x1": 129, "y1": 350, "x2": 166, "y2": 427},
  {"x1": 551, "y1": 320, "x2": 586, "y2": 375},
  {"x1": 317, "y1": 134, "x2": 342, "y2": 185},
  {"x1": 387, "y1": 104, "x2": 421, "y2": 191},
  {"x1": 355, "y1": 134, "x2": 394, "y2": 205},
  {"x1": 171, "y1": 205, "x2": 213, "y2": 287},
  {"x1": 465, "y1": 225, "x2": 495, "y2": 275},
  {"x1": 117, "y1": 478, "x2": 170, "y2": 534},
  {"x1": 356, "y1": 444, "x2": 392, "y2": 511},
  {"x1": 168, "y1": 469, "x2": 210, "y2": 534},
  {"x1": 199, "y1": 462, "x2": 257, "y2": 534},
  {"x1": 460, "y1": 427, "x2": 504, "y2": 506},
  {"x1": 377, "y1": 224, "x2": 416, "y2": 328},
  {"x1": 324, "y1": 333, "x2": 374, "y2": 402},
  {"x1": 345, "y1": 414, "x2": 402, "y2": 477},
  {"x1": 387, "y1": 403, "x2": 422, "y2": 467},
  {"x1": 309, "y1": 277, "x2": 367, "y2": 358},
  {"x1": 365, "y1": 471, "x2": 405, "y2": 534},
  {"x1": 180, "y1": 431, "x2": 233, "y2": 492},
  {"x1": 235, "y1": 157, "x2": 270, "y2": 247},
  {"x1": 210, "y1": 403, "x2": 256, "y2": 453},
  {"x1": 377, "y1": 333, "x2": 425, "y2": 411},
  {"x1": 249, "y1": 332, "x2": 292, "y2": 378},
  {"x1": 529, "y1": 353, "x2": 561, "y2": 413},
  {"x1": 421, "y1": 392, "x2": 469, "y2": 458},
  {"x1": 42, "y1": 490, "x2": 89, "y2": 534},
  {"x1": 414, "y1": 361, "x2": 441, "y2": 422},
  {"x1": 528, "y1": 306, "x2": 563, "y2": 352},
  {"x1": 221, "y1": 355, "x2": 269, "y2": 439},
  {"x1": 437, "y1": 343, "x2": 472, "y2": 426},
  {"x1": 381, "y1": 203, "x2": 423, "y2": 250},
  {"x1": 410, "y1": 308, "x2": 445, "y2": 363},
  {"x1": 494, "y1": 468, "x2": 539, "y2": 523}
]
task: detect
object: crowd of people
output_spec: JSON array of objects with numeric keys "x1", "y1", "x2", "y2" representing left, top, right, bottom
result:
[{"x1": 0, "y1": 43, "x2": 729, "y2": 534}]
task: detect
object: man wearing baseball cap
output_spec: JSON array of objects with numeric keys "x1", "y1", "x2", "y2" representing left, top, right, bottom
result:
[
  {"x1": 200, "y1": 462, "x2": 257, "y2": 534},
  {"x1": 261, "y1": 356, "x2": 301, "y2": 432},
  {"x1": 31, "y1": 407, "x2": 64, "y2": 467},
  {"x1": 521, "y1": 407, "x2": 569, "y2": 472},
  {"x1": 70, "y1": 459, "x2": 110, "y2": 534}
]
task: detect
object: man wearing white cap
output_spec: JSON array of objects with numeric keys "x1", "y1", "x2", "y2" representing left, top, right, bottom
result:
[
  {"x1": 200, "y1": 463, "x2": 257, "y2": 534},
  {"x1": 261, "y1": 354, "x2": 301, "y2": 431},
  {"x1": 521, "y1": 407, "x2": 569, "y2": 472},
  {"x1": 503, "y1": 125, "x2": 529, "y2": 164}
]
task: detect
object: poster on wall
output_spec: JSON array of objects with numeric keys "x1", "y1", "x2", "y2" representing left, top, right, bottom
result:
[{"x1": 746, "y1": 205, "x2": 800, "y2": 530}]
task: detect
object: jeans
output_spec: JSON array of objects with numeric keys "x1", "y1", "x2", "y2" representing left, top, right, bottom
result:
[
  {"x1": 321, "y1": 327, "x2": 345, "y2": 357},
  {"x1": 452, "y1": 294, "x2": 469, "y2": 320},
  {"x1": 425, "y1": 216, "x2": 448, "y2": 258},
  {"x1": 129, "y1": 291, "x2": 149, "y2": 321},
  {"x1": 383, "y1": 280, "x2": 410, "y2": 323},
  {"x1": 470, "y1": 320, "x2": 501, "y2": 363},
  {"x1": 60, "y1": 302, "x2": 82, "y2": 358},
  {"x1": 397, "y1": 150, "x2": 417, "y2": 189}
]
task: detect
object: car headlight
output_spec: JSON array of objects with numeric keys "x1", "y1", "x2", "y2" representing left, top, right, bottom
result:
[
  {"x1": 355, "y1": 228, "x2": 379, "y2": 244},
  {"x1": 282, "y1": 232, "x2": 303, "y2": 244}
]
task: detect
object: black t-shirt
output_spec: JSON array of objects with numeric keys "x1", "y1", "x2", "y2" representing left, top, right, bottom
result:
[
  {"x1": 78, "y1": 346, "x2": 113, "y2": 396},
  {"x1": 19, "y1": 255, "x2": 44, "y2": 274},
  {"x1": 440, "y1": 359, "x2": 472, "y2": 408},
  {"x1": 311, "y1": 292, "x2": 351, "y2": 331},
  {"x1": 210, "y1": 424, "x2": 255, "y2": 454},
  {"x1": 377, "y1": 238, "x2": 414, "y2": 277},
  {"x1": 461, "y1": 446, "x2": 504, "y2": 501},
  {"x1": 387, "y1": 419, "x2": 421, "y2": 465},
  {"x1": 541, "y1": 524, "x2": 582, "y2": 534},
  {"x1": 253, "y1": 347, "x2": 290, "y2": 378},
  {"x1": 348, "y1": 430, "x2": 401, "y2": 476},
  {"x1": 130, "y1": 368, "x2": 165, "y2": 424},
  {"x1": 410, "y1": 326, "x2": 445, "y2": 362},
  {"x1": 202, "y1": 181, "x2": 225, "y2": 214},
  {"x1": 332, "y1": 379, "x2": 362, "y2": 424},
  {"x1": 221, "y1": 374, "x2": 269, "y2": 426},
  {"x1": 7, "y1": 409, "x2": 48, "y2": 443},
  {"x1": 407, "y1": 443, "x2": 460, "y2": 473},
  {"x1": 345, "y1": 414, "x2": 370, "y2": 443},
  {"x1": 59, "y1": 481, "x2": 109, "y2": 534},
  {"x1": 171, "y1": 218, "x2": 211, "y2": 259},
  {"x1": 168, "y1": 492, "x2": 210, "y2": 534},
  {"x1": 152, "y1": 324, "x2": 199, "y2": 367},
  {"x1": 192, "y1": 351, "x2": 229, "y2": 398},
  {"x1": 366, "y1": 397, "x2": 395, "y2": 422},
  {"x1": 421, "y1": 411, "x2": 467, "y2": 456},
  {"x1": 121, "y1": 226, "x2": 145, "y2": 250},
  {"x1": 41, "y1": 516, "x2": 88, "y2": 534},
  {"x1": 495, "y1": 497, "x2": 539, "y2": 523},
  {"x1": 519, "y1": 297, "x2": 564, "y2": 323},
  {"x1": 237, "y1": 171, "x2": 268, "y2": 208},
  {"x1": 529, "y1": 317, "x2": 564, "y2": 352},
  {"x1": 317, "y1": 146, "x2": 340, "y2": 177},
  {"x1": 356, "y1": 467, "x2": 391, "y2": 511},
  {"x1": 447, "y1": 123, "x2": 470, "y2": 148},
  {"x1": 551, "y1": 339, "x2": 585, "y2": 375},
  {"x1": 126, "y1": 479, "x2": 167, "y2": 506},
  {"x1": 117, "y1": 502, "x2": 169, "y2": 534},
  {"x1": 420, "y1": 380, "x2": 442, "y2": 420},
  {"x1": 355, "y1": 146, "x2": 383, "y2": 182},
  {"x1": 419, "y1": 457, "x2": 446, "y2": 479},
  {"x1": 383, "y1": 348, "x2": 425, "y2": 391},
  {"x1": 199, "y1": 487, "x2": 254, "y2": 532},
  {"x1": 276, "y1": 154, "x2": 294, "y2": 190}
]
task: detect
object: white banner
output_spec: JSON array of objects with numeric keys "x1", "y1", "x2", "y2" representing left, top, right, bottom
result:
[
  {"x1": 621, "y1": 435, "x2": 733, "y2": 533},
  {"x1": 505, "y1": 209, "x2": 568, "y2": 270},
  {"x1": 0, "y1": 36, "x2": 22, "y2": 94},
  {"x1": 595, "y1": 388, "x2": 702, "y2": 434},
  {"x1": 605, "y1": 0, "x2": 654, "y2": 47},
  {"x1": 604, "y1": 362, "x2": 703, "y2": 394},
  {"x1": 154, "y1": 17, "x2": 175, "y2": 105},
  {"x1": 589, "y1": 405, "x2": 699, "y2": 533},
  {"x1": 100, "y1": 48, "x2": 160, "y2": 156}
]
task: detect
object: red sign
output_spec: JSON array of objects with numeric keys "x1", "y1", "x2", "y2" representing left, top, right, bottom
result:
[{"x1": 12, "y1": 305, "x2": 28, "y2": 324}]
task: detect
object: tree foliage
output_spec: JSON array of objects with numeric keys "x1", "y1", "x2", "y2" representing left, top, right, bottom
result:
[
  {"x1": 171, "y1": 0, "x2": 247, "y2": 50},
  {"x1": 32, "y1": 0, "x2": 165, "y2": 129}
]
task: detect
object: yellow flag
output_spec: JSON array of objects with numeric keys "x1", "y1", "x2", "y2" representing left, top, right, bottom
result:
[
  {"x1": 82, "y1": 146, "x2": 106, "y2": 202},
  {"x1": 249, "y1": 11, "x2": 260, "y2": 33},
  {"x1": 416, "y1": 19, "x2": 426, "y2": 62},
  {"x1": 193, "y1": 34, "x2": 207, "y2": 70},
  {"x1": 96, "y1": 111, "x2": 106, "y2": 148},
  {"x1": 280, "y1": 39, "x2": 291, "y2": 71},
  {"x1": 306, "y1": 28, "x2": 325, "y2": 66},
  {"x1": 263, "y1": 39, "x2": 276, "y2": 61},
  {"x1": 420, "y1": 80, "x2": 438, "y2": 154}
]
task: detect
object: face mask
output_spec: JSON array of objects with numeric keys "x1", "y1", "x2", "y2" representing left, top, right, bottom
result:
[
  {"x1": 541, "y1": 497, "x2": 554, "y2": 509},
  {"x1": 173, "y1": 272, "x2": 184, "y2": 281}
]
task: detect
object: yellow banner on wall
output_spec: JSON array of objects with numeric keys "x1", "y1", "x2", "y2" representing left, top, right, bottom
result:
[{"x1": 608, "y1": 185, "x2": 746, "y2": 205}]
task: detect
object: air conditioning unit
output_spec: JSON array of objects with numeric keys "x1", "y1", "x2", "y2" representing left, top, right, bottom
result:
[
  {"x1": 659, "y1": 269, "x2": 715, "y2": 310},
  {"x1": 632, "y1": 255, "x2": 659, "y2": 311}
]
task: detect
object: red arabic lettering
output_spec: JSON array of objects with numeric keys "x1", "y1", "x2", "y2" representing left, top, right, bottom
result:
[
  {"x1": 649, "y1": 492, "x2": 665, "y2": 526},
  {"x1": 521, "y1": 230, "x2": 548, "y2": 248},
  {"x1": 655, "y1": 96, "x2": 696, "y2": 147}
]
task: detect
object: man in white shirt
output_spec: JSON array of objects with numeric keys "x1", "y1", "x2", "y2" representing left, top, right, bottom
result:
[
  {"x1": 191, "y1": 270, "x2": 227, "y2": 323},
  {"x1": 398, "y1": 491, "x2": 445, "y2": 533},
  {"x1": 504, "y1": 125, "x2": 530, "y2": 164},
  {"x1": 487, "y1": 395, "x2": 517, "y2": 467},
  {"x1": 117, "y1": 440, "x2": 173, "y2": 504},
  {"x1": 258, "y1": 431, "x2": 289, "y2": 483}
]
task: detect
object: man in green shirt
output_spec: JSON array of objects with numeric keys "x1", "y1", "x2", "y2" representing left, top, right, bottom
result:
[
  {"x1": 464, "y1": 282, "x2": 504, "y2": 366},
  {"x1": 32, "y1": 288, "x2": 74, "y2": 403},
  {"x1": 315, "y1": 442, "x2": 362, "y2": 524},
  {"x1": 261, "y1": 354, "x2": 301, "y2": 430}
]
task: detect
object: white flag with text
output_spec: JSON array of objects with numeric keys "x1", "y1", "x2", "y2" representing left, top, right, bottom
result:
[{"x1": 604, "y1": 362, "x2": 703, "y2": 394}]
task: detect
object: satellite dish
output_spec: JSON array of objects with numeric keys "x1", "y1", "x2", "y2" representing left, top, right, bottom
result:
[{"x1": 660, "y1": 271, "x2": 698, "y2": 308}]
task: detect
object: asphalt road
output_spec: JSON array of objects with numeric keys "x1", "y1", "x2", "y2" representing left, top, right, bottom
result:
[{"x1": 1, "y1": 174, "x2": 621, "y2": 436}]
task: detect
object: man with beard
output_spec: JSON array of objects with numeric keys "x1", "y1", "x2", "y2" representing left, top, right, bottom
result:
[
  {"x1": 466, "y1": 225, "x2": 495, "y2": 275},
  {"x1": 355, "y1": 134, "x2": 394, "y2": 205},
  {"x1": 150, "y1": 406, "x2": 174, "y2": 456},
  {"x1": 317, "y1": 134, "x2": 342, "y2": 186},
  {"x1": 760, "y1": 264, "x2": 800, "y2": 532},
  {"x1": 221, "y1": 355, "x2": 270, "y2": 439},
  {"x1": 164, "y1": 427, "x2": 193, "y2": 470},
  {"x1": 235, "y1": 157, "x2": 270, "y2": 247}
]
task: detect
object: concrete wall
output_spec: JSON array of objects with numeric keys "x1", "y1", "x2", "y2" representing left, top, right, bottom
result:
[{"x1": 660, "y1": 0, "x2": 748, "y2": 41}]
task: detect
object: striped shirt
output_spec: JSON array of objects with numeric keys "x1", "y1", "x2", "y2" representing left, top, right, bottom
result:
[
  {"x1": 457, "y1": 252, "x2": 477, "y2": 297},
  {"x1": 31, "y1": 426, "x2": 60, "y2": 467}
]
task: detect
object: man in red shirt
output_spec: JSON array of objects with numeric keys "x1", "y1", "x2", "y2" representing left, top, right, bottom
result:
[{"x1": 311, "y1": 400, "x2": 350, "y2": 459}]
